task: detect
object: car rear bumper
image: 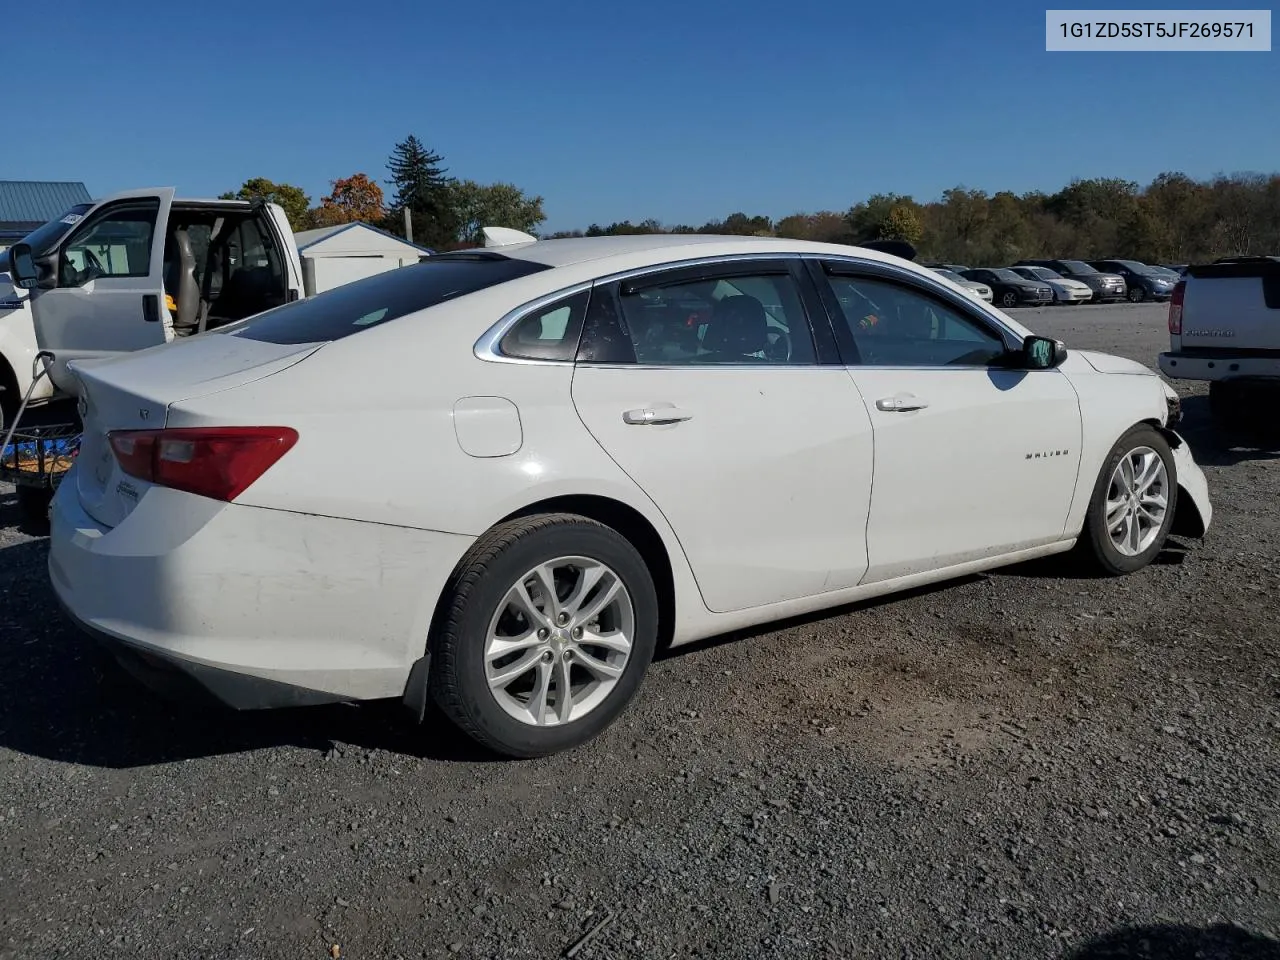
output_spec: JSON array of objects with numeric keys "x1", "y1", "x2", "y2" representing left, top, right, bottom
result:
[
  {"x1": 47, "y1": 470, "x2": 475, "y2": 707},
  {"x1": 1158, "y1": 352, "x2": 1280, "y2": 382}
]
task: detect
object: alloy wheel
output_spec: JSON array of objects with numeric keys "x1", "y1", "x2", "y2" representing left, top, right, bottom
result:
[
  {"x1": 1104, "y1": 446, "x2": 1169, "y2": 556},
  {"x1": 484, "y1": 556, "x2": 635, "y2": 726}
]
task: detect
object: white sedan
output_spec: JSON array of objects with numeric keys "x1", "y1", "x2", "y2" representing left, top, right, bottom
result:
[
  {"x1": 1010, "y1": 265, "x2": 1094, "y2": 305},
  {"x1": 930, "y1": 267, "x2": 994, "y2": 303},
  {"x1": 46, "y1": 231, "x2": 1213, "y2": 758}
]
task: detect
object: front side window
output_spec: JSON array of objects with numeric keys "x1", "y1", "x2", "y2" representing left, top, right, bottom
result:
[
  {"x1": 59, "y1": 201, "x2": 159, "y2": 286},
  {"x1": 827, "y1": 274, "x2": 1008, "y2": 367},
  {"x1": 598, "y1": 271, "x2": 816, "y2": 365}
]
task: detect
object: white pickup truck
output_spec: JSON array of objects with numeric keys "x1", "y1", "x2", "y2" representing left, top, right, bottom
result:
[
  {"x1": 1158, "y1": 256, "x2": 1280, "y2": 423},
  {"x1": 4, "y1": 187, "x2": 302, "y2": 414}
]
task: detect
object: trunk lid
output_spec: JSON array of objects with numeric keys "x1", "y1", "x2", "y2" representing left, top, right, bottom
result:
[
  {"x1": 70, "y1": 334, "x2": 322, "y2": 528},
  {"x1": 1179, "y1": 257, "x2": 1280, "y2": 351}
]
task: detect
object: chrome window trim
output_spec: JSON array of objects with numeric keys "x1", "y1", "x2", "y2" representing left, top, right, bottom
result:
[
  {"x1": 473, "y1": 248, "x2": 1030, "y2": 367},
  {"x1": 474, "y1": 252, "x2": 807, "y2": 366},
  {"x1": 807, "y1": 252, "x2": 1026, "y2": 350},
  {"x1": 472, "y1": 280, "x2": 594, "y2": 366}
]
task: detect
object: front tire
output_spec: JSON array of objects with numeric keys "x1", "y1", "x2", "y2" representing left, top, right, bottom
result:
[
  {"x1": 1081, "y1": 425, "x2": 1178, "y2": 576},
  {"x1": 1128, "y1": 286, "x2": 1146, "y2": 303},
  {"x1": 1000, "y1": 290, "x2": 1019, "y2": 308},
  {"x1": 429, "y1": 513, "x2": 658, "y2": 758}
]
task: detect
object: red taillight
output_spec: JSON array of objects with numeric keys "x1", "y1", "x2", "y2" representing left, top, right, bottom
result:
[
  {"x1": 1167, "y1": 280, "x2": 1185, "y2": 334},
  {"x1": 107, "y1": 427, "x2": 298, "y2": 502}
]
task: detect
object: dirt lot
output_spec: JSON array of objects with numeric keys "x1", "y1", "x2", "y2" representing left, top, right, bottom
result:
[{"x1": 1, "y1": 302, "x2": 1278, "y2": 960}]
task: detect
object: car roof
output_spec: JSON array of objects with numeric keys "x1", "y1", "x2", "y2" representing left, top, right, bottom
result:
[{"x1": 452, "y1": 233, "x2": 917, "y2": 275}]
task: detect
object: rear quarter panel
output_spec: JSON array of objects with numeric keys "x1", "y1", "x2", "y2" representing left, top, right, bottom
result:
[{"x1": 163, "y1": 278, "x2": 711, "y2": 632}]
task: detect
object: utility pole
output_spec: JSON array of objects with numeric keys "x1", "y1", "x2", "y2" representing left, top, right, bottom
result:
[{"x1": 403, "y1": 207, "x2": 413, "y2": 244}]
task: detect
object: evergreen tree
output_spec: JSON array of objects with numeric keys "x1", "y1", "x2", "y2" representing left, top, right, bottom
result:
[{"x1": 384, "y1": 134, "x2": 457, "y2": 247}]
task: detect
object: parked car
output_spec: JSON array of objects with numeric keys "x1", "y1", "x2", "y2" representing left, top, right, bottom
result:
[
  {"x1": 929, "y1": 267, "x2": 993, "y2": 302},
  {"x1": 1089, "y1": 259, "x2": 1178, "y2": 302},
  {"x1": 5, "y1": 188, "x2": 305, "y2": 400},
  {"x1": 1158, "y1": 255, "x2": 1280, "y2": 423},
  {"x1": 923, "y1": 262, "x2": 971, "y2": 274},
  {"x1": 47, "y1": 230, "x2": 1212, "y2": 758},
  {"x1": 960, "y1": 268, "x2": 1054, "y2": 308},
  {"x1": 1008, "y1": 265, "x2": 1093, "y2": 305},
  {"x1": 1013, "y1": 259, "x2": 1127, "y2": 302}
]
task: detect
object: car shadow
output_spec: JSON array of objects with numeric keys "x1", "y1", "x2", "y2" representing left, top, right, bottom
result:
[
  {"x1": 1062, "y1": 921, "x2": 1280, "y2": 959},
  {"x1": 0, "y1": 537, "x2": 505, "y2": 769},
  {"x1": 1176, "y1": 396, "x2": 1280, "y2": 466}
]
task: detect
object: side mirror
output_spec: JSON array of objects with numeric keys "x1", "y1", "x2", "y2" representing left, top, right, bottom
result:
[
  {"x1": 1023, "y1": 335, "x2": 1067, "y2": 369},
  {"x1": 7, "y1": 243, "x2": 38, "y2": 289}
]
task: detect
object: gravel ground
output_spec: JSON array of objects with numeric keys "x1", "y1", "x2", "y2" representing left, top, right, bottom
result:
[{"x1": 1, "y1": 302, "x2": 1278, "y2": 960}]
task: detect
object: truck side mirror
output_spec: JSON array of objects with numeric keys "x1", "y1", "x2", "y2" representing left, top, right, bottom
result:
[{"x1": 7, "y1": 244, "x2": 38, "y2": 289}]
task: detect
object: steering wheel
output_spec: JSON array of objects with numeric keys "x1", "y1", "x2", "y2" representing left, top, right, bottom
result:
[
  {"x1": 765, "y1": 326, "x2": 792, "y2": 362},
  {"x1": 78, "y1": 247, "x2": 106, "y2": 282}
]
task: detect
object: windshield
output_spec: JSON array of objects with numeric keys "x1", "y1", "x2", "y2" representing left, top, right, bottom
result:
[
  {"x1": 1059, "y1": 260, "x2": 1098, "y2": 276},
  {"x1": 933, "y1": 269, "x2": 966, "y2": 283},
  {"x1": 18, "y1": 203, "x2": 95, "y2": 256},
  {"x1": 1116, "y1": 259, "x2": 1159, "y2": 275},
  {"x1": 990, "y1": 269, "x2": 1025, "y2": 282}
]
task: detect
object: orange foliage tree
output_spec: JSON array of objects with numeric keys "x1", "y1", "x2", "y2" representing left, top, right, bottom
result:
[{"x1": 309, "y1": 174, "x2": 386, "y2": 228}]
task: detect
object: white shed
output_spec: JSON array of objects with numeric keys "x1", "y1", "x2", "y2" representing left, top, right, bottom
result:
[{"x1": 293, "y1": 222, "x2": 433, "y2": 296}]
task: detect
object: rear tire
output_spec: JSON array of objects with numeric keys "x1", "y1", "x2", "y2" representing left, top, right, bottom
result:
[
  {"x1": 1081, "y1": 425, "x2": 1178, "y2": 576},
  {"x1": 429, "y1": 513, "x2": 658, "y2": 758}
]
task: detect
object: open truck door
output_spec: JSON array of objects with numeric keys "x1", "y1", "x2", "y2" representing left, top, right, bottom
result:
[
  {"x1": 7, "y1": 188, "x2": 176, "y2": 395},
  {"x1": 260, "y1": 202, "x2": 304, "y2": 304}
]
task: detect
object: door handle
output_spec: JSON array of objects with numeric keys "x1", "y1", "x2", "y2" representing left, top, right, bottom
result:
[
  {"x1": 623, "y1": 406, "x2": 693, "y2": 425},
  {"x1": 875, "y1": 395, "x2": 929, "y2": 412}
]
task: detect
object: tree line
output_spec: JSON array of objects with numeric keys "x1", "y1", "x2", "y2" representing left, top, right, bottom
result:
[
  {"x1": 219, "y1": 134, "x2": 547, "y2": 250},
  {"x1": 550, "y1": 171, "x2": 1280, "y2": 265},
  {"x1": 222, "y1": 145, "x2": 1279, "y2": 265}
]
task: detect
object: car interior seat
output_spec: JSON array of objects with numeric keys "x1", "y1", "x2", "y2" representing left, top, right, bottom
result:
[{"x1": 701, "y1": 295, "x2": 769, "y2": 362}]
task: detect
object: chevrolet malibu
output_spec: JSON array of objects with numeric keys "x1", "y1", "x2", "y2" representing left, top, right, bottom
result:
[{"x1": 47, "y1": 231, "x2": 1213, "y2": 758}]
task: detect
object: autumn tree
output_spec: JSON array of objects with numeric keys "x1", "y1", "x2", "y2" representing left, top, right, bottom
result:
[
  {"x1": 309, "y1": 173, "x2": 385, "y2": 228},
  {"x1": 880, "y1": 205, "x2": 924, "y2": 245},
  {"x1": 219, "y1": 177, "x2": 311, "y2": 231}
]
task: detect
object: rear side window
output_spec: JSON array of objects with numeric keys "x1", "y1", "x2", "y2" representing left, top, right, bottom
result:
[
  {"x1": 498, "y1": 289, "x2": 590, "y2": 361},
  {"x1": 223, "y1": 255, "x2": 551, "y2": 344}
]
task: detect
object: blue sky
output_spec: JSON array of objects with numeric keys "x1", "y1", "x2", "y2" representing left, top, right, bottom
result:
[{"x1": 9, "y1": 0, "x2": 1278, "y2": 232}]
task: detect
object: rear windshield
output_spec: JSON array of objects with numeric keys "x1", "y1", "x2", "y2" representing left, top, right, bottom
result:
[{"x1": 222, "y1": 254, "x2": 552, "y2": 345}]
